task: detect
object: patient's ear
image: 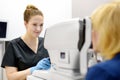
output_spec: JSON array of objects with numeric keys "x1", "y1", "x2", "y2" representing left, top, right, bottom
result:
[
  {"x1": 24, "y1": 21, "x2": 27, "y2": 29},
  {"x1": 92, "y1": 30, "x2": 99, "y2": 51}
]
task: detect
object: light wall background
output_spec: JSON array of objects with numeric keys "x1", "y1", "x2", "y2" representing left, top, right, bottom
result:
[
  {"x1": 0, "y1": 0, "x2": 72, "y2": 41},
  {"x1": 72, "y1": 0, "x2": 112, "y2": 18}
]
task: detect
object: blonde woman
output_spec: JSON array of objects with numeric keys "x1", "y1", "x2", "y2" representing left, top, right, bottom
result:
[
  {"x1": 86, "y1": 1, "x2": 120, "y2": 80},
  {"x1": 1, "y1": 5, "x2": 50, "y2": 80}
]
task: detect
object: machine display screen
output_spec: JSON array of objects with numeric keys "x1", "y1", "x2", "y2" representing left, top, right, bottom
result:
[
  {"x1": 0, "y1": 21, "x2": 7, "y2": 38},
  {"x1": 60, "y1": 52, "x2": 65, "y2": 59}
]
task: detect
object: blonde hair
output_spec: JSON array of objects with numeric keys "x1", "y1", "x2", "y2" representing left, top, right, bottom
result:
[
  {"x1": 24, "y1": 4, "x2": 43, "y2": 23},
  {"x1": 91, "y1": 1, "x2": 120, "y2": 59}
]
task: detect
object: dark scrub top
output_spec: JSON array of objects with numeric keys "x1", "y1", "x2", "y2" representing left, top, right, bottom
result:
[
  {"x1": 85, "y1": 53, "x2": 120, "y2": 80},
  {"x1": 1, "y1": 37, "x2": 49, "y2": 71}
]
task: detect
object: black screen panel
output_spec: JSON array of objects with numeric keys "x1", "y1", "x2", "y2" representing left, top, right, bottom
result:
[{"x1": 0, "y1": 21, "x2": 7, "y2": 38}]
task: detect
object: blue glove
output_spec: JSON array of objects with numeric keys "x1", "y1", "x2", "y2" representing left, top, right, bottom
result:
[{"x1": 30, "y1": 57, "x2": 51, "y2": 74}]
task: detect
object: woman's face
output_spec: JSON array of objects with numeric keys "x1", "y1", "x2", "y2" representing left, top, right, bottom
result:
[{"x1": 25, "y1": 15, "x2": 44, "y2": 38}]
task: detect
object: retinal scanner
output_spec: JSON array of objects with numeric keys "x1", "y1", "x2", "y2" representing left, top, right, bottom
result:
[{"x1": 27, "y1": 17, "x2": 93, "y2": 80}]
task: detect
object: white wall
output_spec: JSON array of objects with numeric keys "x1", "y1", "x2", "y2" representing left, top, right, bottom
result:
[
  {"x1": 72, "y1": 0, "x2": 112, "y2": 18},
  {"x1": 0, "y1": 0, "x2": 72, "y2": 40}
]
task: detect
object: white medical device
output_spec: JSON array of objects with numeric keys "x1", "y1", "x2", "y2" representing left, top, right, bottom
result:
[{"x1": 27, "y1": 17, "x2": 92, "y2": 80}]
